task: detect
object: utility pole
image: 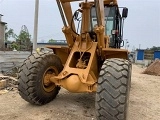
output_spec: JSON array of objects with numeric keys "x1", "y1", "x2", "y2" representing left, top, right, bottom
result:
[
  {"x1": 139, "y1": 44, "x2": 141, "y2": 50},
  {"x1": 132, "y1": 45, "x2": 135, "y2": 52},
  {"x1": 124, "y1": 39, "x2": 128, "y2": 49},
  {"x1": 33, "y1": 0, "x2": 39, "y2": 51}
]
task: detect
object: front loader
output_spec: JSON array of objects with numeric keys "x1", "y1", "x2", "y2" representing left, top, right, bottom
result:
[{"x1": 18, "y1": 0, "x2": 131, "y2": 120}]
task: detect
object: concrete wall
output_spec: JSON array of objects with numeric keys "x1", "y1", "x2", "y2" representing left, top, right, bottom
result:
[
  {"x1": 0, "y1": 51, "x2": 30, "y2": 72},
  {"x1": 135, "y1": 60, "x2": 152, "y2": 66},
  {"x1": 0, "y1": 22, "x2": 6, "y2": 51}
]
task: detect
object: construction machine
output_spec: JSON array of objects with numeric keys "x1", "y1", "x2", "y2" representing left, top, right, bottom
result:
[{"x1": 18, "y1": 0, "x2": 131, "y2": 119}]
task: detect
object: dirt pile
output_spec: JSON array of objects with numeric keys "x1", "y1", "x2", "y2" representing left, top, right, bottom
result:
[{"x1": 143, "y1": 60, "x2": 160, "y2": 76}]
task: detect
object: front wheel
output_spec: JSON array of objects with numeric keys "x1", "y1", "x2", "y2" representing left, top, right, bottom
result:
[
  {"x1": 18, "y1": 51, "x2": 63, "y2": 105},
  {"x1": 96, "y1": 58, "x2": 131, "y2": 120}
]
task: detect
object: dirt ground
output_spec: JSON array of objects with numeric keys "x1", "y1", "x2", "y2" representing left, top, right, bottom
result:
[{"x1": 0, "y1": 64, "x2": 160, "y2": 120}]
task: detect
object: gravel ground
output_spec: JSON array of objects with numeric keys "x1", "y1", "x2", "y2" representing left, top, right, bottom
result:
[{"x1": 0, "y1": 64, "x2": 160, "y2": 120}]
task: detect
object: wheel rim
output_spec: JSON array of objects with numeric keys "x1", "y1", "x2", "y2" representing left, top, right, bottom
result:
[{"x1": 42, "y1": 66, "x2": 58, "y2": 93}]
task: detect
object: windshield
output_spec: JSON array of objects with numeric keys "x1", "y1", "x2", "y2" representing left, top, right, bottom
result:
[{"x1": 91, "y1": 6, "x2": 116, "y2": 36}]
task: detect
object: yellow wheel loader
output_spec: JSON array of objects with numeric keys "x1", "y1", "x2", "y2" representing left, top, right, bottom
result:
[{"x1": 18, "y1": 0, "x2": 131, "y2": 119}]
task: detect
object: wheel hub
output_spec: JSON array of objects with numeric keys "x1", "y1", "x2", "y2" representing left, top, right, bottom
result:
[{"x1": 42, "y1": 66, "x2": 58, "y2": 92}]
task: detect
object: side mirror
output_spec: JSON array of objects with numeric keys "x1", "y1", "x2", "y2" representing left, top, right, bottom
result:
[{"x1": 122, "y1": 8, "x2": 128, "y2": 18}]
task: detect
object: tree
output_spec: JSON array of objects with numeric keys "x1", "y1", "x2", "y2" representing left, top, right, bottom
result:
[
  {"x1": 4, "y1": 25, "x2": 32, "y2": 51},
  {"x1": 5, "y1": 25, "x2": 15, "y2": 41},
  {"x1": 15, "y1": 25, "x2": 32, "y2": 51},
  {"x1": 146, "y1": 46, "x2": 160, "y2": 51},
  {"x1": 11, "y1": 41, "x2": 19, "y2": 50},
  {"x1": 48, "y1": 39, "x2": 55, "y2": 43}
]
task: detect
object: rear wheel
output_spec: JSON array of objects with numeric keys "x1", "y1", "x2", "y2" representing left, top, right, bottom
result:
[
  {"x1": 18, "y1": 51, "x2": 63, "y2": 105},
  {"x1": 96, "y1": 58, "x2": 131, "y2": 120}
]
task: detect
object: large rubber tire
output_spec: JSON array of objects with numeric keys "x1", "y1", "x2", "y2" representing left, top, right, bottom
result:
[
  {"x1": 96, "y1": 58, "x2": 131, "y2": 120},
  {"x1": 18, "y1": 51, "x2": 63, "y2": 105}
]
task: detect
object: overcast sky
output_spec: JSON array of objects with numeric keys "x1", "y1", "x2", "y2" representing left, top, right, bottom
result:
[{"x1": 0, "y1": 0, "x2": 160, "y2": 50}]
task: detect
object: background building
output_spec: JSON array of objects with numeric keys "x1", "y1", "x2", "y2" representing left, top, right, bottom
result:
[
  {"x1": 135, "y1": 49, "x2": 160, "y2": 66},
  {"x1": 0, "y1": 14, "x2": 6, "y2": 51}
]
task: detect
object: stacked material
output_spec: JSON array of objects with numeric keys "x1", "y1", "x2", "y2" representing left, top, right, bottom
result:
[
  {"x1": 0, "y1": 74, "x2": 18, "y2": 95},
  {"x1": 143, "y1": 60, "x2": 160, "y2": 76}
]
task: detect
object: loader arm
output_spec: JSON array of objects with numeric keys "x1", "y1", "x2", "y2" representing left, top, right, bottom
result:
[
  {"x1": 57, "y1": 0, "x2": 116, "y2": 48},
  {"x1": 48, "y1": 0, "x2": 128, "y2": 93}
]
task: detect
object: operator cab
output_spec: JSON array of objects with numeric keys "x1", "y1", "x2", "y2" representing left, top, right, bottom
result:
[{"x1": 91, "y1": 5, "x2": 128, "y2": 48}]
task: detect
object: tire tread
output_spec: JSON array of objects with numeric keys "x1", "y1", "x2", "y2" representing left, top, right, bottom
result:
[
  {"x1": 18, "y1": 51, "x2": 63, "y2": 105},
  {"x1": 96, "y1": 58, "x2": 131, "y2": 120}
]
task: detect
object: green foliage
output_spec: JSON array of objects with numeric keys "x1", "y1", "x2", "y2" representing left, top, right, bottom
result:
[
  {"x1": 146, "y1": 46, "x2": 160, "y2": 51},
  {"x1": 15, "y1": 30, "x2": 31, "y2": 41},
  {"x1": 4, "y1": 25, "x2": 32, "y2": 51},
  {"x1": 15, "y1": 28, "x2": 32, "y2": 51},
  {"x1": 48, "y1": 39, "x2": 55, "y2": 43},
  {"x1": 5, "y1": 25, "x2": 15, "y2": 41},
  {"x1": 11, "y1": 42, "x2": 20, "y2": 50}
]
